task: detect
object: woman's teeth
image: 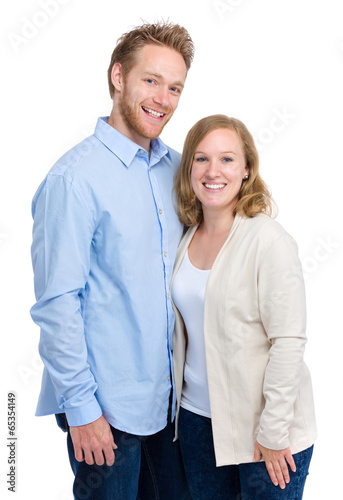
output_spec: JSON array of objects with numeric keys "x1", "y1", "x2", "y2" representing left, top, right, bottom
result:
[{"x1": 204, "y1": 184, "x2": 225, "y2": 190}]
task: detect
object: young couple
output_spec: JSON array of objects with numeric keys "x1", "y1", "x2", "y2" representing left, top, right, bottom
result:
[{"x1": 31, "y1": 21, "x2": 317, "y2": 499}]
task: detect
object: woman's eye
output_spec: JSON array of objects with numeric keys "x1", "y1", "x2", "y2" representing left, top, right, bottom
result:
[
  {"x1": 146, "y1": 79, "x2": 154, "y2": 84},
  {"x1": 195, "y1": 157, "x2": 206, "y2": 162},
  {"x1": 223, "y1": 157, "x2": 232, "y2": 163}
]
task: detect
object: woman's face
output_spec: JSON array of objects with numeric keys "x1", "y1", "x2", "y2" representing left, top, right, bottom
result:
[{"x1": 190, "y1": 128, "x2": 249, "y2": 216}]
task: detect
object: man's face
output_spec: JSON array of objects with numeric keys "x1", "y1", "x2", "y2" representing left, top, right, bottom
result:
[{"x1": 114, "y1": 44, "x2": 187, "y2": 150}]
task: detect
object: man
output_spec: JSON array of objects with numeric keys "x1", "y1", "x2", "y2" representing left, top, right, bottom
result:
[{"x1": 30, "y1": 21, "x2": 194, "y2": 499}]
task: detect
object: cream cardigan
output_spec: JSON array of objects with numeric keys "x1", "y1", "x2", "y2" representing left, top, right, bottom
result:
[{"x1": 171, "y1": 214, "x2": 317, "y2": 466}]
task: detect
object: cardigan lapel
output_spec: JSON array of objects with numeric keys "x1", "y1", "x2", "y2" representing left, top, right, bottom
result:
[
  {"x1": 171, "y1": 215, "x2": 243, "y2": 294},
  {"x1": 210, "y1": 214, "x2": 243, "y2": 270},
  {"x1": 170, "y1": 225, "x2": 198, "y2": 293}
]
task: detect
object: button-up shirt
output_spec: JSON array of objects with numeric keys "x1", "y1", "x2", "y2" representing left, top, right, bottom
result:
[{"x1": 30, "y1": 117, "x2": 183, "y2": 435}]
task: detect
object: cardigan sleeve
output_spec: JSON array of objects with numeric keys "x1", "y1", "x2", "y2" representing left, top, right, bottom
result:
[{"x1": 257, "y1": 233, "x2": 307, "y2": 450}]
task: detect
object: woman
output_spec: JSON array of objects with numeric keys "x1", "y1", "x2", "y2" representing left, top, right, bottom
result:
[{"x1": 171, "y1": 115, "x2": 317, "y2": 499}]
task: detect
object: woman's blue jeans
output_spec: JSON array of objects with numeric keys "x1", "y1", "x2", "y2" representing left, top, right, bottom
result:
[
  {"x1": 178, "y1": 407, "x2": 313, "y2": 500},
  {"x1": 56, "y1": 413, "x2": 190, "y2": 500}
]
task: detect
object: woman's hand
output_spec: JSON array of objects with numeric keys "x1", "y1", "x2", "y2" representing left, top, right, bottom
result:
[{"x1": 253, "y1": 441, "x2": 296, "y2": 489}]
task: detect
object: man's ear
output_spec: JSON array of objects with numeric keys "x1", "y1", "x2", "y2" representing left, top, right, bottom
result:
[{"x1": 111, "y1": 63, "x2": 124, "y2": 93}]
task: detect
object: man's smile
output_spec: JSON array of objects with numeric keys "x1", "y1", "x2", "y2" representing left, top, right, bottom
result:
[{"x1": 141, "y1": 106, "x2": 166, "y2": 119}]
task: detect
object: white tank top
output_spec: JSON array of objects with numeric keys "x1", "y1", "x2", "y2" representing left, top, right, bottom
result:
[{"x1": 172, "y1": 249, "x2": 211, "y2": 417}]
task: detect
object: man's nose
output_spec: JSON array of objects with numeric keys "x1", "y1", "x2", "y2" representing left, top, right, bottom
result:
[{"x1": 153, "y1": 86, "x2": 170, "y2": 108}]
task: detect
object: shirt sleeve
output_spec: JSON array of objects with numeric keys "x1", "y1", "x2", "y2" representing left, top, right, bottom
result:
[
  {"x1": 30, "y1": 173, "x2": 102, "y2": 426},
  {"x1": 257, "y1": 233, "x2": 307, "y2": 450}
]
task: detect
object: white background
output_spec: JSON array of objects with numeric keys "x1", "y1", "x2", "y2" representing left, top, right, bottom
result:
[{"x1": 1, "y1": 0, "x2": 342, "y2": 498}]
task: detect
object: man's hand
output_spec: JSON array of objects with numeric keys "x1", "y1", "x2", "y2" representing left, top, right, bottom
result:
[
  {"x1": 69, "y1": 415, "x2": 117, "y2": 466},
  {"x1": 253, "y1": 441, "x2": 296, "y2": 489}
]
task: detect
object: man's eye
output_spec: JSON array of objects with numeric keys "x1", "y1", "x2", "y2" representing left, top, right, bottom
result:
[
  {"x1": 170, "y1": 87, "x2": 181, "y2": 93},
  {"x1": 146, "y1": 79, "x2": 155, "y2": 84}
]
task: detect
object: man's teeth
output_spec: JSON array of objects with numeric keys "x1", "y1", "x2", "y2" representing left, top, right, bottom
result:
[
  {"x1": 142, "y1": 106, "x2": 164, "y2": 117},
  {"x1": 204, "y1": 184, "x2": 225, "y2": 190}
]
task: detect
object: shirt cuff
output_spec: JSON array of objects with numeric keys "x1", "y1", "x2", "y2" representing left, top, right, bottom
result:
[{"x1": 64, "y1": 397, "x2": 103, "y2": 427}]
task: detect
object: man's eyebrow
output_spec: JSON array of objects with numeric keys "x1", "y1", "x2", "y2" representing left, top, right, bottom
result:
[
  {"x1": 143, "y1": 72, "x2": 162, "y2": 79},
  {"x1": 143, "y1": 72, "x2": 185, "y2": 88},
  {"x1": 172, "y1": 81, "x2": 185, "y2": 89}
]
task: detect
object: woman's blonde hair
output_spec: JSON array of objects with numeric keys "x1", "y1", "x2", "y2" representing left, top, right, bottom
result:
[{"x1": 174, "y1": 114, "x2": 277, "y2": 226}]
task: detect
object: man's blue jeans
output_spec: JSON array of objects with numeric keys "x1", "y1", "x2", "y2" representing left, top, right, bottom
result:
[
  {"x1": 56, "y1": 413, "x2": 190, "y2": 500},
  {"x1": 179, "y1": 407, "x2": 313, "y2": 500}
]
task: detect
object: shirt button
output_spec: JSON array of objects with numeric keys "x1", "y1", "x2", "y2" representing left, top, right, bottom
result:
[
  {"x1": 158, "y1": 209, "x2": 162, "y2": 215},
  {"x1": 164, "y1": 252, "x2": 167, "y2": 257},
  {"x1": 167, "y1": 293, "x2": 170, "y2": 299},
  {"x1": 168, "y1": 376, "x2": 170, "y2": 381}
]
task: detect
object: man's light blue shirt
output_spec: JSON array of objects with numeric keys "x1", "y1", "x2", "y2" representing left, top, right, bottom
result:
[{"x1": 30, "y1": 117, "x2": 183, "y2": 435}]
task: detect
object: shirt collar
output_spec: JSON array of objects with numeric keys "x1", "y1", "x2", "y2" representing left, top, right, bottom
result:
[{"x1": 94, "y1": 117, "x2": 171, "y2": 168}]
